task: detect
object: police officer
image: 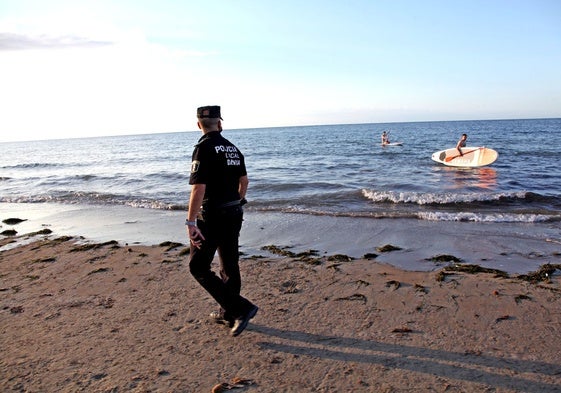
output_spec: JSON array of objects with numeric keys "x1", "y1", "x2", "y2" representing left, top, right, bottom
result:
[{"x1": 186, "y1": 105, "x2": 258, "y2": 337}]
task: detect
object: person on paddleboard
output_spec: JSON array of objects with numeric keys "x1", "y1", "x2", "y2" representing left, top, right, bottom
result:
[
  {"x1": 381, "y1": 131, "x2": 390, "y2": 145},
  {"x1": 456, "y1": 133, "x2": 467, "y2": 156}
]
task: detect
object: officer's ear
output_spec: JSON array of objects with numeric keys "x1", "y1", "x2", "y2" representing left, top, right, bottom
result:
[
  {"x1": 197, "y1": 121, "x2": 202, "y2": 130},
  {"x1": 218, "y1": 120, "x2": 222, "y2": 132}
]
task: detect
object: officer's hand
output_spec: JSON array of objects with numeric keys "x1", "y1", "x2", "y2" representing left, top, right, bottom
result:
[{"x1": 188, "y1": 226, "x2": 205, "y2": 249}]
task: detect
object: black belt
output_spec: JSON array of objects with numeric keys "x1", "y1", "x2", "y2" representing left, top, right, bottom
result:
[
  {"x1": 218, "y1": 199, "x2": 241, "y2": 208},
  {"x1": 203, "y1": 199, "x2": 241, "y2": 211}
]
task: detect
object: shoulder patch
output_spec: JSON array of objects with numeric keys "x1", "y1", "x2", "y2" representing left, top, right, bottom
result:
[{"x1": 191, "y1": 160, "x2": 200, "y2": 173}]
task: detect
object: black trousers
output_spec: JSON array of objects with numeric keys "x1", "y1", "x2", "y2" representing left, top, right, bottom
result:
[{"x1": 188, "y1": 205, "x2": 253, "y2": 319}]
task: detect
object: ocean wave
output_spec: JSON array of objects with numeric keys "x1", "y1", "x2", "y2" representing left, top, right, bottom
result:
[
  {"x1": 251, "y1": 205, "x2": 418, "y2": 219},
  {"x1": 251, "y1": 206, "x2": 560, "y2": 223},
  {"x1": 0, "y1": 193, "x2": 185, "y2": 211},
  {"x1": 417, "y1": 212, "x2": 558, "y2": 223},
  {"x1": 361, "y1": 189, "x2": 542, "y2": 205},
  {"x1": 1, "y1": 162, "x2": 80, "y2": 170}
]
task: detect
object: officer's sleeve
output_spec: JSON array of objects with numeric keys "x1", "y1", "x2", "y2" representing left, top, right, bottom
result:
[
  {"x1": 238, "y1": 152, "x2": 247, "y2": 177},
  {"x1": 189, "y1": 146, "x2": 208, "y2": 185}
]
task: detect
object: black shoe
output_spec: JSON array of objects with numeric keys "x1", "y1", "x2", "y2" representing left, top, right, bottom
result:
[
  {"x1": 231, "y1": 305, "x2": 258, "y2": 337},
  {"x1": 209, "y1": 310, "x2": 233, "y2": 327}
]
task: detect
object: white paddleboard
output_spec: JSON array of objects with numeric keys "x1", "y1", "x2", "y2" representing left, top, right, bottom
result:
[
  {"x1": 381, "y1": 142, "x2": 403, "y2": 147},
  {"x1": 431, "y1": 146, "x2": 498, "y2": 167}
]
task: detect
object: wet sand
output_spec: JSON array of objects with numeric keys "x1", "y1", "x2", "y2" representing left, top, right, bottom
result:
[{"x1": 1, "y1": 202, "x2": 561, "y2": 274}]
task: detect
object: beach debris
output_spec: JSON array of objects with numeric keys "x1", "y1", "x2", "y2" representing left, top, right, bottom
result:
[
  {"x1": 414, "y1": 284, "x2": 427, "y2": 293},
  {"x1": 261, "y1": 244, "x2": 297, "y2": 257},
  {"x1": 27, "y1": 228, "x2": 52, "y2": 236},
  {"x1": 52, "y1": 236, "x2": 73, "y2": 244},
  {"x1": 362, "y1": 253, "x2": 378, "y2": 259},
  {"x1": 87, "y1": 267, "x2": 110, "y2": 275},
  {"x1": 444, "y1": 264, "x2": 509, "y2": 278},
  {"x1": 335, "y1": 293, "x2": 367, "y2": 304},
  {"x1": 159, "y1": 241, "x2": 184, "y2": 251},
  {"x1": 212, "y1": 383, "x2": 233, "y2": 393},
  {"x1": 391, "y1": 326, "x2": 413, "y2": 333},
  {"x1": 436, "y1": 263, "x2": 560, "y2": 285},
  {"x1": 161, "y1": 259, "x2": 182, "y2": 264},
  {"x1": 1, "y1": 229, "x2": 17, "y2": 236},
  {"x1": 10, "y1": 305, "x2": 24, "y2": 314},
  {"x1": 211, "y1": 377, "x2": 254, "y2": 392},
  {"x1": 376, "y1": 244, "x2": 402, "y2": 252},
  {"x1": 385, "y1": 280, "x2": 400, "y2": 290},
  {"x1": 31, "y1": 257, "x2": 57, "y2": 264},
  {"x1": 517, "y1": 263, "x2": 561, "y2": 283},
  {"x1": 91, "y1": 373, "x2": 107, "y2": 381},
  {"x1": 514, "y1": 294, "x2": 532, "y2": 304},
  {"x1": 355, "y1": 279, "x2": 370, "y2": 287},
  {"x1": 242, "y1": 254, "x2": 266, "y2": 260},
  {"x1": 327, "y1": 254, "x2": 354, "y2": 262},
  {"x1": 300, "y1": 255, "x2": 322, "y2": 265},
  {"x1": 97, "y1": 297, "x2": 115, "y2": 308},
  {"x1": 70, "y1": 240, "x2": 119, "y2": 252},
  {"x1": 435, "y1": 271, "x2": 454, "y2": 282},
  {"x1": 261, "y1": 245, "x2": 322, "y2": 264},
  {"x1": 296, "y1": 249, "x2": 320, "y2": 258},
  {"x1": 280, "y1": 280, "x2": 299, "y2": 294},
  {"x1": 2, "y1": 218, "x2": 27, "y2": 225},
  {"x1": 495, "y1": 315, "x2": 513, "y2": 323},
  {"x1": 426, "y1": 254, "x2": 462, "y2": 263}
]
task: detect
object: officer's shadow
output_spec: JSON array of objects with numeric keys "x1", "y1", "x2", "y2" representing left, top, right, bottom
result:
[{"x1": 250, "y1": 324, "x2": 560, "y2": 392}]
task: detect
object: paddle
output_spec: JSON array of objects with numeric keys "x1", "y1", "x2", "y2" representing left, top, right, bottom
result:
[{"x1": 445, "y1": 147, "x2": 483, "y2": 162}]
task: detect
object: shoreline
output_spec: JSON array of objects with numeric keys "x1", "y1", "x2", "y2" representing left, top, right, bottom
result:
[
  {"x1": 1, "y1": 235, "x2": 560, "y2": 392},
  {"x1": 1, "y1": 202, "x2": 561, "y2": 274}
]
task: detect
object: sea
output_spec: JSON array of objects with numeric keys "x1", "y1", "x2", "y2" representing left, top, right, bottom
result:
[{"x1": 1, "y1": 118, "x2": 560, "y2": 224}]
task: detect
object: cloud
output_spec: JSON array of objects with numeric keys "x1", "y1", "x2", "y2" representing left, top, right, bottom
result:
[{"x1": 0, "y1": 32, "x2": 112, "y2": 51}]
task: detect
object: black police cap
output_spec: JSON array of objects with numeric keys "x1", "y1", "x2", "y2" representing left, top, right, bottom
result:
[{"x1": 197, "y1": 105, "x2": 223, "y2": 120}]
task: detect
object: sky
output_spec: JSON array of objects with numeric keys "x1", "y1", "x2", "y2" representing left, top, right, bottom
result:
[{"x1": 0, "y1": 0, "x2": 560, "y2": 142}]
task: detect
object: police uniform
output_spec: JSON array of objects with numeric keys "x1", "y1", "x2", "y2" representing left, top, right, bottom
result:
[{"x1": 188, "y1": 106, "x2": 256, "y2": 332}]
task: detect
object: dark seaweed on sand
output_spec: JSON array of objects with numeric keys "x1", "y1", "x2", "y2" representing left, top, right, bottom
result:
[
  {"x1": 261, "y1": 245, "x2": 322, "y2": 264},
  {"x1": 426, "y1": 254, "x2": 463, "y2": 263},
  {"x1": 517, "y1": 263, "x2": 561, "y2": 283},
  {"x1": 326, "y1": 254, "x2": 355, "y2": 262},
  {"x1": 70, "y1": 240, "x2": 120, "y2": 252},
  {"x1": 158, "y1": 241, "x2": 184, "y2": 251},
  {"x1": 436, "y1": 263, "x2": 561, "y2": 285},
  {"x1": 445, "y1": 264, "x2": 509, "y2": 278},
  {"x1": 2, "y1": 218, "x2": 27, "y2": 225},
  {"x1": 376, "y1": 244, "x2": 402, "y2": 252}
]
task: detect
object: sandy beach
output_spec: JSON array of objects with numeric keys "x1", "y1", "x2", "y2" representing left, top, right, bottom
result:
[{"x1": 1, "y1": 211, "x2": 561, "y2": 392}]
